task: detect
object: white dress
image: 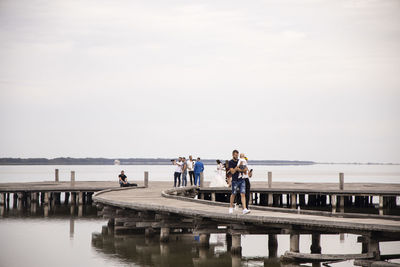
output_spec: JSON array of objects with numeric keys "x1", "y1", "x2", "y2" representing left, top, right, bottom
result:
[{"x1": 209, "y1": 163, "x2": 228, "y2": 187}]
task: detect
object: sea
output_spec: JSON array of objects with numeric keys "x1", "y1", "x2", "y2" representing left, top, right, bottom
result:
[{"x1": 0, "y1": 164, "x2": 399, "y2": 267}]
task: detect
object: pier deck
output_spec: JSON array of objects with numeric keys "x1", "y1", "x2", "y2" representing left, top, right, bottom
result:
[{"x1": 93, "y1": 185, "x2": 400, "y2": 234}]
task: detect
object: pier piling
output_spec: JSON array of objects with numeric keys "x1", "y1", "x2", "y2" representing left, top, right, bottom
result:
[
  {"x1": 339, "y1": 173, "x2": 344, "y2": 190},
  {"x1": 71, "y1": 171, "x2": 75, "y2": 186},
  {"x1": 310, "y1": 234, "x2": 322, "y2": 254},
  {"x1": 55, "y1": 169, "x2": 59, "y2": 182},
  {"x1": 144, "y1": 171, "x2": 149, "y2": 188},
  {"x1": 160, "y1": 227, "x2": 170, "y2": 242},
  {"x1": 290, "y1": 234, "x2": 300, "y2": 252},
  {"x1": 231, "y1": 234, "x2": 242, "y2": 255},
  {"x1": 268, "y1": 234, "x2": 278, "y2": 258}
]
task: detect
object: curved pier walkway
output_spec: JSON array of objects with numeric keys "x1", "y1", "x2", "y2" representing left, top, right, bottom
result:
[{"x1": 94, "y1": 184, "x2": 400, "y2": 234}]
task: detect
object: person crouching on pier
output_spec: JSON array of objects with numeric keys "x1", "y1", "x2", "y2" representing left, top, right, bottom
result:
[
  {"x1": 228, "y1": 150, "x2": 250, "y2": 215},
  {"x1": 118, "y1": 170, "x2": 137, "y2": 187}
]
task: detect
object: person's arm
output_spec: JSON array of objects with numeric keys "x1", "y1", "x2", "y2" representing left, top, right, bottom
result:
[{"x1": 201, "y1": 163, "x2": 204, "y2": 172}]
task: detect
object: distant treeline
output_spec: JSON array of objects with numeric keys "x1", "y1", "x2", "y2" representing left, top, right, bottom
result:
[{"x1": 0, "y1": 157, "x2": 315, "y2": 166}]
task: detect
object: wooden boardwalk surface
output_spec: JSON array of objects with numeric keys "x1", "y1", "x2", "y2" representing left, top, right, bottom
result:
[
  {"x1": 0, "y1": 181, "x2": 120, "y2": 192},
  {"x1": 93, "y1": 183, "x2": 400, "y2": 234},
  {"x1": 1, "y1": 180, "x2": 399, "y2": 194}
]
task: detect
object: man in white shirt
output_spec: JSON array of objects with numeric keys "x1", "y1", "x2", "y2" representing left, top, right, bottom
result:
[
  {"x1": 187, "y1": 155, "x2": 195, "y2": 186},
  {"x1": 173, "y1": 157, "x2": 183, "y2": 187}
]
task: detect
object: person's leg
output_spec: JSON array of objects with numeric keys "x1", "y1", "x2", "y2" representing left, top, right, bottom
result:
[
  {"x1": 182, "y1": 172, "x2": 187, "y2": 187},
  {"x1": 178, "y1": 173, "x2": 181, "y2": 187},
  {"x1": 194, "y1": 173, "x2": 199, "y2": 186},
  {"x1": 240, "y1": 193, "x2": 247, "y2": 210},
  {"x1": 174, "y1": 172, "x2": 178, "y2": 187},
  {"x1": 245, "y1": 178, "x2": 250, "y2": 209},
  {"x1": 239, "y1": 179, "x2": 248, "y2": 211},
  {"x1": 230, "y1": 180, "x2": 237, "y2": 208},
  {"x1": 230, "y1": 194, "x2": 236, "y2": 208},
  {"x1": 189, "y1": 171, "x2": 194, "y2": 186}
]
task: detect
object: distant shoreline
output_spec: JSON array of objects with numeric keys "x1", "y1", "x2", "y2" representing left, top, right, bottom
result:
[{"x1": 0, "y1": 158, "x2": 397, "y2": 166}]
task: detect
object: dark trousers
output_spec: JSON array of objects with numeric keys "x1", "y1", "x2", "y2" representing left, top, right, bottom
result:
[
  {"x1": 188, "y1": 171, "x2": 195, "y2": 185},
  {"x1": 120, "y1": 182, "x2": 137, "y2": 187},
  {"x1": 244, "y1": 178, "x2": 251, "y2": 208},
  {"x1": 174, "y1": 172, "x2": 181, "y2": 187}
]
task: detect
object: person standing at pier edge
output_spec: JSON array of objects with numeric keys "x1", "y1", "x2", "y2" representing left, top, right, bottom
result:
[
  {"x1": 187, "y1": 156, "x2": 195, "y2": 186},
  {"x1": 173, "y1": 157, "x2": 183, "y2": 187},
  {"x1": 181, "y1": 157, "x2": 188, "y2": 187},
  {"x1": 228, "y1": 150, "x2": 250, "y2": 214},
  {"x1": 193, "y1": 157, "x2": 204, "y2": 186}
]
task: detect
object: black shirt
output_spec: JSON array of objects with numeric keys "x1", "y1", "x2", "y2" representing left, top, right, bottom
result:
[
  {"x1": 228, "y1": 159, "x2": 239, "y2": 181},
  {"x1": 119, "y1": 174, "x2": 127, "y2": 182}
]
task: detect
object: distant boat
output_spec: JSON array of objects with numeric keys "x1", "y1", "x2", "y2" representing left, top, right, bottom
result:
[{"x1": 114, "y1": 160, "x2": 120, "y2": 165}]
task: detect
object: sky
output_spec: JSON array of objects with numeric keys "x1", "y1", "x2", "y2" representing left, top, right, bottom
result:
[{"x1": 0, "y1": 0, "x2": 399, "y2": 163}]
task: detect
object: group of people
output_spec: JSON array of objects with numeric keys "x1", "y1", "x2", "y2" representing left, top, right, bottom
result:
[
  {"x1": 118, "y1": 150, "x2": 252, "y2": 215},
  {"x1": 172, "y1": 156, "x2": 204, "y2": 187}
]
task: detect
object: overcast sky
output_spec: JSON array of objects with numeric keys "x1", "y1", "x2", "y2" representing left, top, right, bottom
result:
[{"x1": 0, "y1": 0, "x2": 399, "y2": 162}]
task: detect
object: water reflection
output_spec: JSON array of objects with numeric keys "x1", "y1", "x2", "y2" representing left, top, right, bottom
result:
[{"x1": 91, "y1": 229, "x2": 295, "y2": 267}]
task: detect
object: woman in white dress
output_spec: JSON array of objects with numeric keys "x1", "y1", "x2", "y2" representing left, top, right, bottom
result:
[{"x1": 209, "y1": 160, "x2": 228, "y2": 187}]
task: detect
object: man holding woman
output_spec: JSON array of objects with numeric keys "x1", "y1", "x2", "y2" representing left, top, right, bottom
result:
[{"x1": 228, "y1": 150, "x2": 251, "y2": 215}]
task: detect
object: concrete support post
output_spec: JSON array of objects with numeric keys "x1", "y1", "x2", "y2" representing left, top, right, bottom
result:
[
  {"x1": 44, "y1": 192, "x2": 49, "y2": 205},
  {"x1": 70, "y1": 192, "x2": 76, "y2": 205},
  {"x1": 268, "y1": 194, "x2": 273, "y2": 206},
  {"x1": 291, "y1": 194, "x2": 297, "y2": 209},
  {"x1": 160, "y1": 227, "x2": 170, "y2": 242},
  {"x1": 211, "y1": 192, "x2": 216, "y2": 202},
  {"x1": 339, "y1": 173, "x2": 344, "y2": 190},
  {"x1": 368, "y1": 238, "x2": 381, "y2": 260},
  {"x1": 268, "y1": 234, "x2": 278, "y2": 258},
  {"x1": 0, "y1": 193, "x2": 5, "y2": 206},
  {"x1": 199, "y1": 233, "x2": 210, "y2": 247},
  {"x1": 290, "y1": 234, "x2": 300, "y2": 252},
  {"x1": 331, "y1": 194, "x2": 337, "y2": 213},
  {"x1": 200, "y1": 172, "x2": 204, "y2": 188},
  {"x1": 144, "y1": 171, "x2": 149, "y2": 188},
  {"x1": 379, "y1": 196, "x2": 384, "y2": 209},
  {"x1": 339, "y1": 196, "x2": 344, "y2": 210},
  {"x1": 55, "y1": 169, "x2": 59, "y2": 182},
  {"x1": 78, "y1": 204, "x2": 83, "y2": 217},
  {"x1": 71, "y1": 171, "x2": 75, "y2": 186},
  {"x1": 44, "y1": 205, "x2": 49, "y2": 217},
  {"x1": 226, "y1": 233, "x2": 232, "y2": 251},
  {"x1": 310, "y1": 234, "x2": 322, "y2": 254},
  {"x1": 78, "y1": 192, "x2": 83, "y2": 205},
  {"x1": 13, "y1": 193, "x2": 18, "y2": 208},
  {"x1": 6, "y1": 193, "x2": 10, "y2": 207},
  {"x1": 231, "y1": 234, "x2": 242, "y2": 255}
]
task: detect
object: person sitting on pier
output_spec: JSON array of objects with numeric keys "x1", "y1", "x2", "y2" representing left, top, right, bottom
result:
[
  {"x1": 228, "y1": 150, "x2": 250, "y2": 214},
  {"x1": 118, "y1": 170, "x2": 137, "y2": 187}
]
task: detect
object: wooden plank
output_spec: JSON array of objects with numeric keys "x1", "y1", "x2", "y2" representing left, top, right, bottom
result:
[{"x1": 282, "y1": 251, "x2": 374, "y2": 262}]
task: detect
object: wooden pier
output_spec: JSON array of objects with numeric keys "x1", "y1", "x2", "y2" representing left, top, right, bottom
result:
[
  {"x1": 91, "y1": 182, "x2": 400, "y2": 266},
  {"x1": 1, "y1": 176, "x2": 400, "y2": 266}
]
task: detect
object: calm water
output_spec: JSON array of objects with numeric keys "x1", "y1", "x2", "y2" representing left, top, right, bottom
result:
[
  {"x1": 0, "y1": 164, "x2": 400, "y2": 267},
  {"x1": 1, "y1": 164, "x2": 400, "y2": 184}
]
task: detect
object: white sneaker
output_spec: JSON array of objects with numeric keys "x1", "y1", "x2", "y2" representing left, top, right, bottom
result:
[
  {"x1": 242, "y1": 209, "x2": 250, "y2": 215},
  {"x1": 229, "y1": 208, "x2": 234, "y2": 214}
]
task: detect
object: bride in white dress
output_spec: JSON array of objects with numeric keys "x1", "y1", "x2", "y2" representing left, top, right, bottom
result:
[{"x1": 209, "y1": 160, "x2": 228, "y2": 187}]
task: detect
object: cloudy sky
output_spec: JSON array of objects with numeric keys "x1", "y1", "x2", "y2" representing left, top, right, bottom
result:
[{"x1": 0, "y1": 0, "x2": 399, "y2": 162}]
